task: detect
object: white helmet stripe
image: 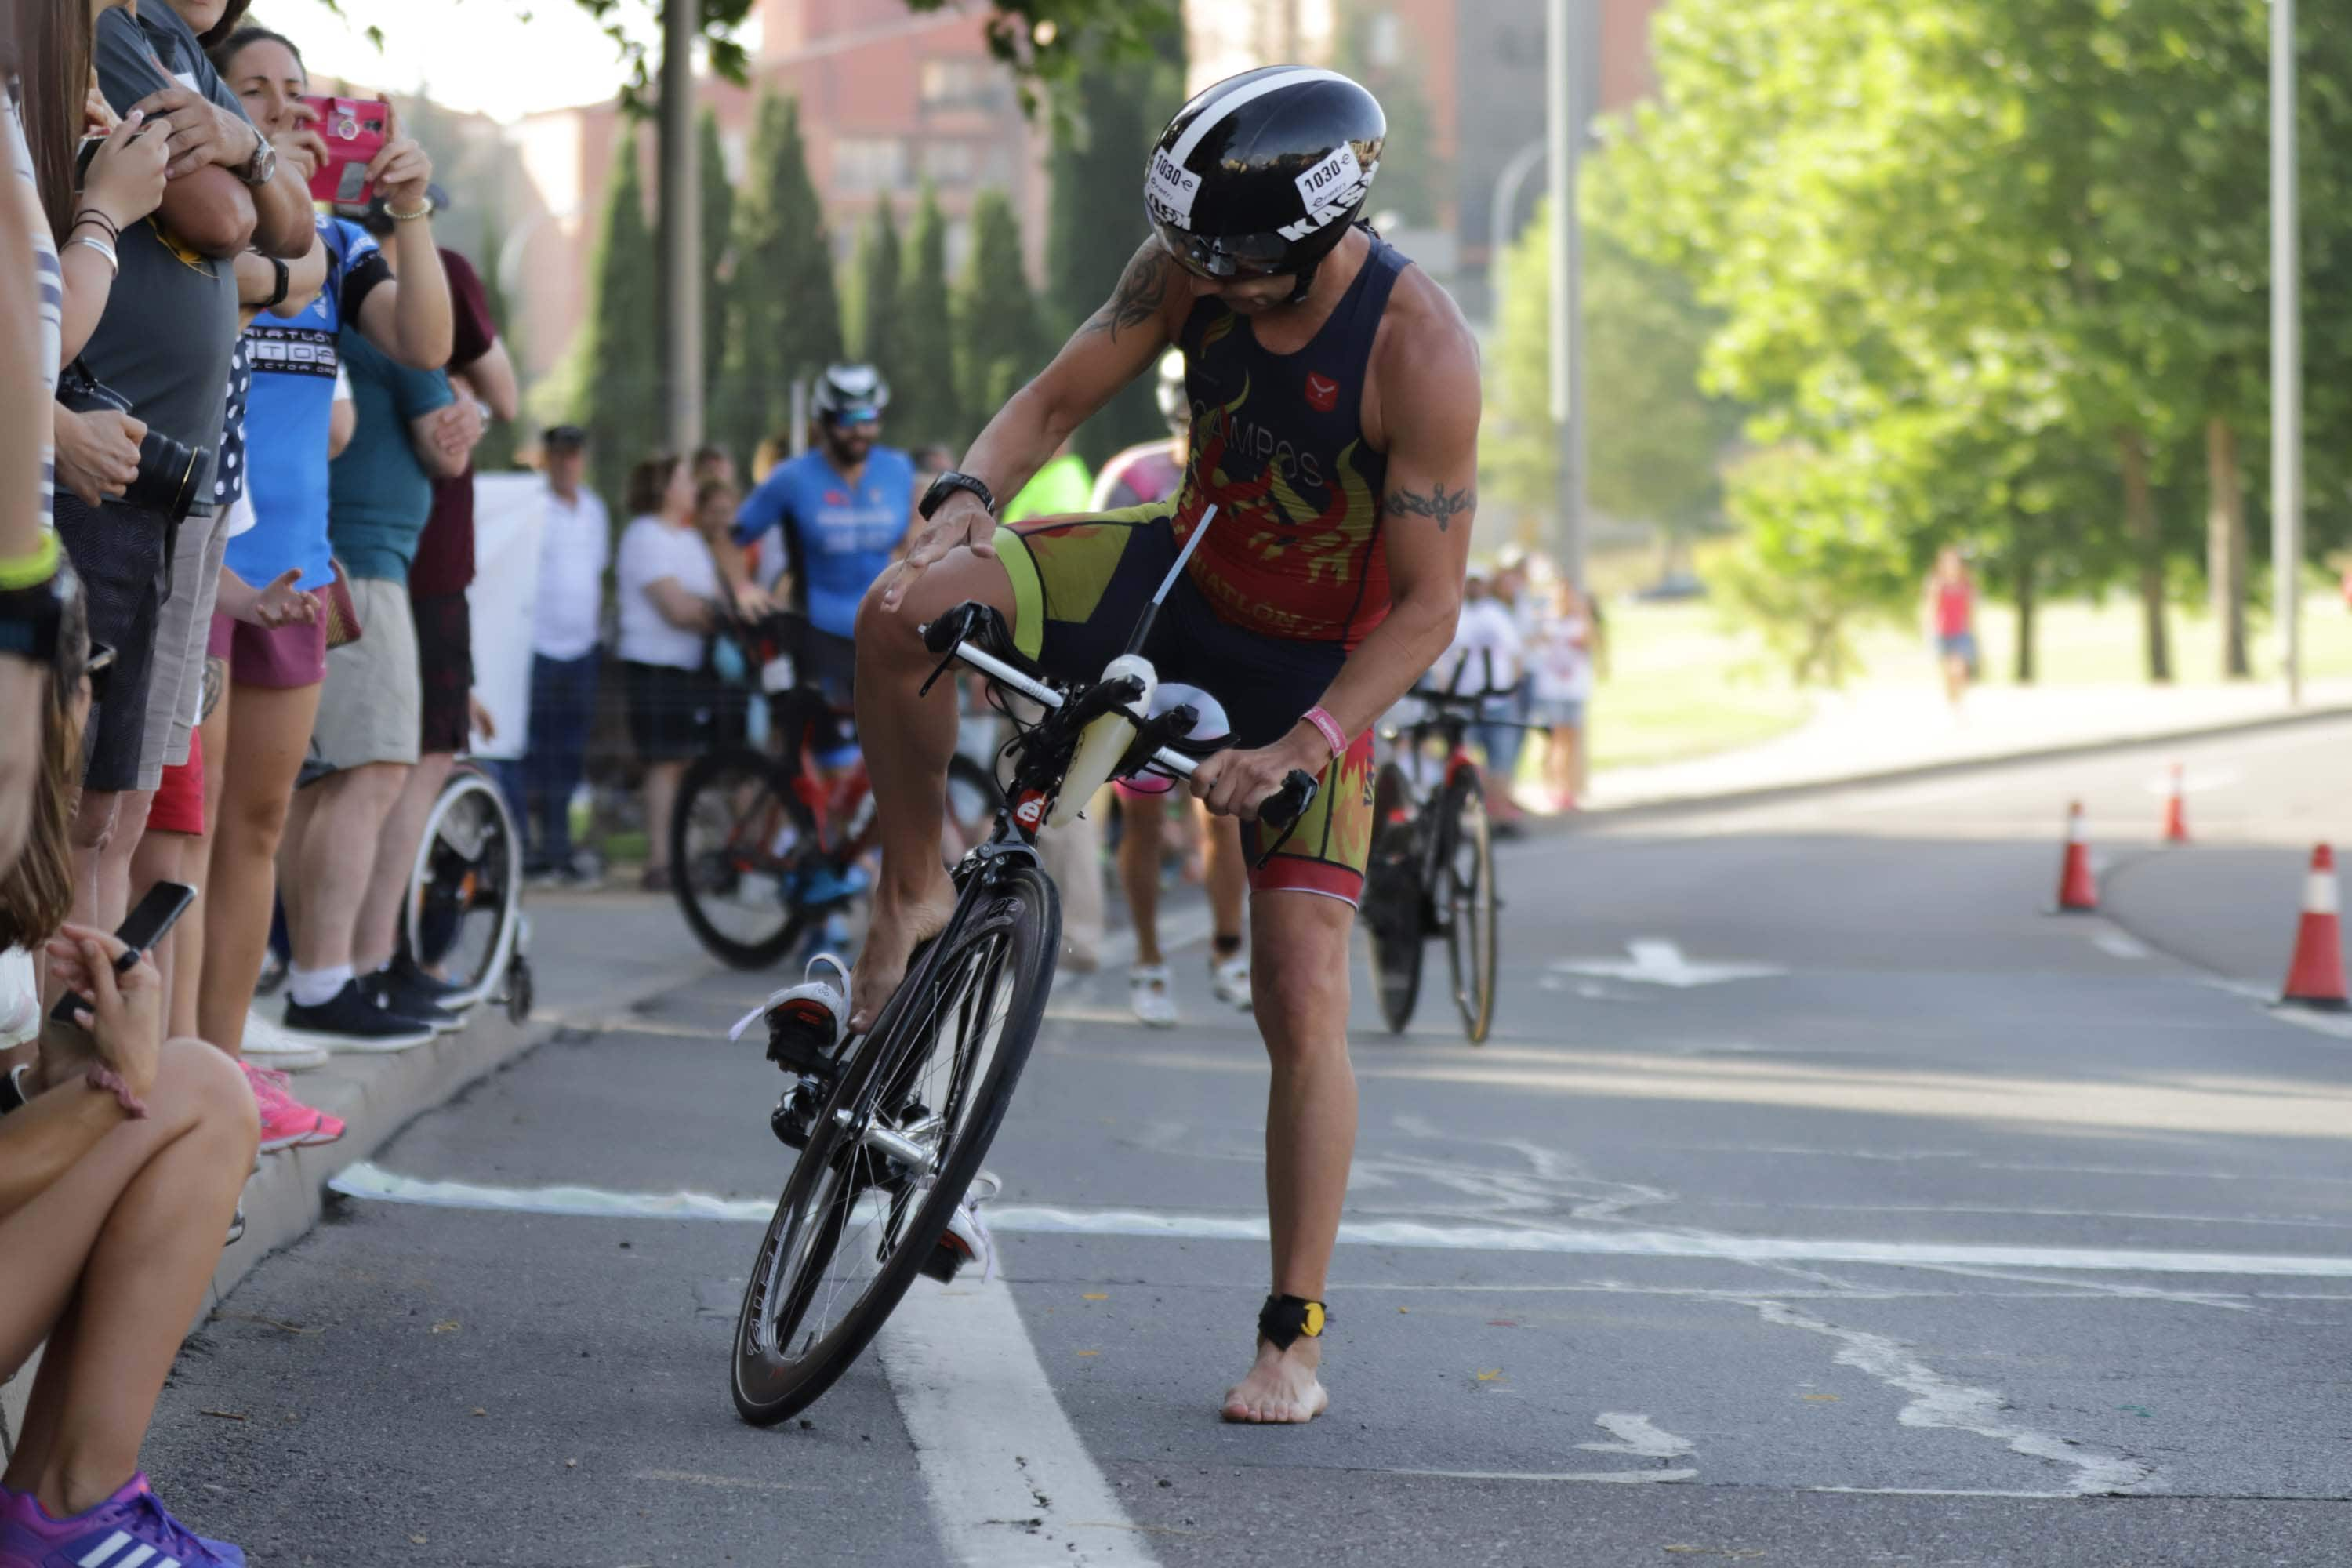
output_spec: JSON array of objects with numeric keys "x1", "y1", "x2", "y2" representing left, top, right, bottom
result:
[{"x1": 1170, "y1": 67, "x2": 1357, "y2": 166}]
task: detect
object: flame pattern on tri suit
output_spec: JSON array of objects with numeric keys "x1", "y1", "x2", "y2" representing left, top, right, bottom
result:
[{"x1": 1170, "y1": 228, "x2": 1412, "y2": 652}]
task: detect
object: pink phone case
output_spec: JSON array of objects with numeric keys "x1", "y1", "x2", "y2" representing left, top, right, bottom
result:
[{"x1": 299, "y1": 95, "x2": 387, "y2": 206}]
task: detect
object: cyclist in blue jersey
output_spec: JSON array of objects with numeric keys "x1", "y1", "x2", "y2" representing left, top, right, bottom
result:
[{"x1": 725, "y1": 365, "x2": 916, "y2": 770}]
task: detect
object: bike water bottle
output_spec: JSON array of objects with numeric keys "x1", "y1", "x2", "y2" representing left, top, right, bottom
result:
[{"x1": 1048, "y1": 653, "x2": 1156, "y2": 827}]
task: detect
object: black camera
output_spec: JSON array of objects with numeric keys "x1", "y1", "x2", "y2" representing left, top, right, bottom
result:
[{"x1": 55, "y1": 364, "x2": 216, "y2": 524}]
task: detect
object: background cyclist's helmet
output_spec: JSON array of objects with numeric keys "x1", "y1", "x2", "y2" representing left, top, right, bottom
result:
[
  {"x1": 812, "y1": 363, "x2": 891, "y2": 424},
  {"x1": 1156, "y1": 348, "x2": 1188, "y2": 430},
  {"x1": 1145, "y1": 66, "x2": 1385, "y2": 302}
]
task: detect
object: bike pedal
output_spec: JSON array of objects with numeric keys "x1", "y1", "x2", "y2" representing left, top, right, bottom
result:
[
  {"x1": 770, "y1": 1076, "x2": 825, "y2": 1149},
  {"x1": 766, "y1": 996, "x2": 842, "y2": 1075}
]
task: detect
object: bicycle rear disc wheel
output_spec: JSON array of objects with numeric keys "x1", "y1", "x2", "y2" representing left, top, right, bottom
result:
[
  {"x1": 731, "y1": 861, "x2": 1060, "y2": 1425},
  {"x1": 673, "y1": 747, "x2": 815, "y2": 970},
  {"x1": 1365, "y1": 762, "x2": 1424, "y2": 1034},
  {"x1": 1441, "y1": 771, "x2": 1498, "y2": 1044},
  {"x1": 401, "y1": 767, "x2": 524, "y2": 1010}
]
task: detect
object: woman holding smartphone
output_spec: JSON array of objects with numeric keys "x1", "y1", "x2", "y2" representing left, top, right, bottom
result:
[{"x1": 193, "y1": 25, "x2": 448, "y2": 1097}]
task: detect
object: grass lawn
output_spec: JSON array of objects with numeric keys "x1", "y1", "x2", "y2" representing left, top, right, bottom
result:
[{"x1": 1580, "y1": 590, "x2": 2352, "y2": 771}]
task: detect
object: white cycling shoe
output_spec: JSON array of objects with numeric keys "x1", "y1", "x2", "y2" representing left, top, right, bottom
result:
[
  {"x1": 923, "y1": 1171, "x2": 1001, "y2": 1285},
  {"x1": 1211, "y1": 951, "x2": 1254, "y2": 1012},
  {"x1": 1129, "y1": 964, "x2": 1180, "y2": 1029}
]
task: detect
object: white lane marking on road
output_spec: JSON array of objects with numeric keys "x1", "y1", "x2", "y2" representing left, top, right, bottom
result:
[
  {"x1": 1548, "y1": 940, "x2": 1787, "y2": 989},
  {"x1": 877, "y1": 1278, "x2": 1160, "y2": 1566},
  {"x1": 1578, "y1": 1412, "x2": 1695, "y2": 1459},
  {"x1": 1387, "y1": 1465, "x2": 1699, "y2": 1484},
  {"x1": 1745, "y1": 1299, "x2": 2157, "y2": 1495},
  {"x1": 2091, "y1": 930, "x2": 2152, "y2": 960},
  {"x1": 329, "y1": 1164, "x2": 2352, "y2": 1278}
]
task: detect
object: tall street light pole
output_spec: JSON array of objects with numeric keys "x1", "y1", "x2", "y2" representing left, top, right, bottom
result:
[
  {"x1": 659, "y1": 0, "x2": 704, "y2": 455},
  {"x1": 1547, "y1": 0, "x2": 1588, "y2": 587},
  {"x1": 2271, "y1": 0, "x2": 2302, "y2": 705}
]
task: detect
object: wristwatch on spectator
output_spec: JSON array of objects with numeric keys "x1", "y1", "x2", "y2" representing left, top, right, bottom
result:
[
  {"x1": 234, "y1": 125, "x2": 278, "y2": 188},
  {"x1": 919, "y1": 471, "x2": 996, "y2": 522}
]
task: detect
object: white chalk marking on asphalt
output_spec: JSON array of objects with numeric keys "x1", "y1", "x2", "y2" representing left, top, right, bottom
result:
[
  {"x1": 2090, "y1": 930, "x2": 2151, "y2": 960},
  {"x1": 1746, "y1": 1299, "x2": 2156, "y2": 1495},
  {"x1": 876, "y1": 1276, "x2": 1160, "y2": 1566},
  {"x1": 1387, "y1": 1465, "x2": 1698, "y2": 1484},
  {"x1": 1810, "y1": 1486, "x2": 2077, "y2": 1500},
  {"x1": 1549, "y1": 940, "x2": 1787, "y2": 989},
  {"x1": 328, "y1": 1165, "x2": 2352, "y2": 1278},
  {"x1": 1578, "y1": 1412, "x2": 1695, "y2": 1460}
]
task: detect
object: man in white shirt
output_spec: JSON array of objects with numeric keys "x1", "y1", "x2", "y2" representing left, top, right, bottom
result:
[{"x1": 520, "y1": 426, "x2": 609, "y2": 882}]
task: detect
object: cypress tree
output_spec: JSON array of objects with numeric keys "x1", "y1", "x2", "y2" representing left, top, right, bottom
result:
[
  {"x1": 956, "y1": 190, "x2": 1045, "y2": 447},
  {"x1": 893, "y1": 183, "x2": 961, "y2": 448},
  {"x1": 698, "y1": 107, "x2": 734, "y2": 420},
  {"x1": 1044, "y1": 24, "x2": 1186, "y2": 466},
  {"x1": 848, "y1": 200, "x2": 904, "y2": 384},
  {"x1": 572, "y1": 127, "x2": 660, "y2": 516},
  {"x1": 716, "y1": 93, "x2": 844, "y2": 461}
]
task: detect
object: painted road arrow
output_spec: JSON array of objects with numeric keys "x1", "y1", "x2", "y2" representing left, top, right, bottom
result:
[{"x1": 1548, "y1": 938, "x2": 1787, "y2": 989}]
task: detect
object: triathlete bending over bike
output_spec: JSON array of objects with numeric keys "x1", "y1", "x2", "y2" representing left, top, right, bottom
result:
[{"x1": 855, "y1": 66, "x2": 1480, "y2": 1425}]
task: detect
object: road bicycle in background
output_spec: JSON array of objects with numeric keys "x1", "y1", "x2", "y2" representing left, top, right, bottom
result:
[
  {"x1": 670, "y1": 606, "x2": 999, "y2": 970},
  {"x1": 1361, "y1": 662, "x2": 1517, "y2": 1044},
  {"x1": 728, "y1": 506, "x2": 1316, "y2": 1425}
]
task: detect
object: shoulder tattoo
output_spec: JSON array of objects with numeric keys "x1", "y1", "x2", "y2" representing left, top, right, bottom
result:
[
  {"x1": 1383, "y1": 481, "x2": 1477, "y2": 532},
  {"x1": 1081, "y1": 245, "x2": 1171, "y2": 343}
]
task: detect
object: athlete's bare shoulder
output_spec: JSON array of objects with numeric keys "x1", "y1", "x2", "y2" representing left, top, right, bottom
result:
[
  {"x1": 1078, "y1": 238, "x2": 1192, "y2": 347},
  {"x1": 1363, "y1": 250, "x2": 1482, "y2": 452}
]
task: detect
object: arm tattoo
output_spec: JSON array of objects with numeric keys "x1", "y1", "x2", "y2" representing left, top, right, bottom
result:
[
  {"x1": 1081, "y1": 246, "x2": 1170, "y2": 342},
  {"x1": 1383, "y1": 481, "x2": 1477, "y2": 532}
]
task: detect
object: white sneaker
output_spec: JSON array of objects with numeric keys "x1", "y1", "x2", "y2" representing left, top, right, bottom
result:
[
  {"x1": 241, "y1": 1007, "x2": 331, "y2": 1070},
  {"x1": 1128, "y1": 964, "x2": 1179, "y2": 1029},
  {"x1": 1211, "y1": 951, "x2": 1253, "y2": 1011}
]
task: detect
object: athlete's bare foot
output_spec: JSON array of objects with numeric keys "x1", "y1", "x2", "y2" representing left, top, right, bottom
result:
[
  {"x1": 1221, "y1": 1338, "x2": 1329, "y2": 1425},
  {"x1": 849, "y1": 874, "x2": 960, "y2": 1034}
]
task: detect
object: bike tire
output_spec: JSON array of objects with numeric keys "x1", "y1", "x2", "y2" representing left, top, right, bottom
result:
[
  {"x1": 731, "y1": 860, "x2": 1060, "y2": 1425},
  {"x1": 1365, "y1": 761, "x2": 1425, "y2": 1035},
  {"x1": 672, "y1": 746, "x2": 818, "y2": 971},
  {"x1": 1441, "y1": 769, "x2": 1498, "y2": 1044},
  {"x1": 401, "y1": 765, "x2": 526, "y2": 1012}
]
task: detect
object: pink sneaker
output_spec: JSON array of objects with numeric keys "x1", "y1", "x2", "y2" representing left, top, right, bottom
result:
[{"x1": 238, "y1": 1061, "x2": 336, "y2": 1152}]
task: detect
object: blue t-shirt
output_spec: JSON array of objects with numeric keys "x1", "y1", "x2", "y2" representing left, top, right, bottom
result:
[
  {"x1": 230, "y1": 217, "x2": 390, "y2": 590},
  {"x1": 733, "y1": 447, "x2": 915, "y2": 638},
  {"x1": 327, "y1": 328, "x2": 452, "y2": 582}
]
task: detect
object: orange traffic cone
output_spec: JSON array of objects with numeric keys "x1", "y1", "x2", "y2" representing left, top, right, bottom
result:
[
  {"x1": 2279, "y1": 844, "x2": 2348, "y2": 1011},
  {"x1": 2053, "y1": 801, "x2": 2098, "y2": 913},
  {"x1": 2161, "y1": 764, "x2": 2190, "y2": 844}
]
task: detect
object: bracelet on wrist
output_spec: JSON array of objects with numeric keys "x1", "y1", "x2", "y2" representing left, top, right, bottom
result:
[
  {"x1": 71, "y1": 209, "x2": 120, "y2": 244},
  {"x1": 1302, "y1": 705, "x2": 1349, "y2": 760},
  {"x1": 66, "y1": 235, "x2": 119, "y2": 278},
  {"x1": 83, "y1": 1065, "x2": 148, "y2": 1120},
  {"x1": 384, "y1": 198, "x2": 434, "y2": 223},
  {"x1": 0, "y1": 531, "x2": 60, "y2": 592}
]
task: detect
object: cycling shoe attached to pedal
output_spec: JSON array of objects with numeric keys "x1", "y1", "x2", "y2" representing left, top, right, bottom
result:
[
  {"x1": 731, "y1": 954, "x2": 852, "y2": 1076},
  {"x1": 920, "y1": 1171, "x2": 1001, "y2": 1286}
]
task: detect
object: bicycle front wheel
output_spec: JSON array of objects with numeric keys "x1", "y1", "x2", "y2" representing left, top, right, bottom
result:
[
  {"x1": 731, "y1": 861, "x2": 1060, "y2": 1425},
  {"x1": 1441, "y1": 769, "x2": 1498, "y2": 1044},
  {"x1": 672, "y1": 747, "x2": 817, "y2": 970}
]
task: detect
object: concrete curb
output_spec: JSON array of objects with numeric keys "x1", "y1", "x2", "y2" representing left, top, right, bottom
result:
[
  {"x1": 1569, "y1": 700, "x2": 2352, "y2": 829},
  {"x1": 2, "y1": 938, "x2": 717, "y2": 1458}
]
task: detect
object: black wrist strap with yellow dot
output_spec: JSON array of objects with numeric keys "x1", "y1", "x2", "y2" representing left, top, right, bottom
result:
[{"x1": 1258, "y1": 1294, "x2": 1327, "y2": 1350}]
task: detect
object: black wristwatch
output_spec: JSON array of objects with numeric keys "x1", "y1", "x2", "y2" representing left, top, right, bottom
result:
[
  {"x1": 264, "y1": 256, "x2": 291, "y2": 310},
  {"x1": 0, "y1": 571, "x2": 67, "y2": 667},
  {"x1": 235, "y1": 125, "x2": 278, "y2": 188},
  {"x1": 919, "y1": 470, "x2": 996, "y2": 522}
]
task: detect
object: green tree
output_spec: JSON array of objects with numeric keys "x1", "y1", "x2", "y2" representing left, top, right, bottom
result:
[
  {"x1": 894, "y1": 183, "x2": 963, "y2": 448},
  {"x1": 956, "y1": 190, "x2": 1048, "y2": 437},
  {"x1": 1044, "y1": 22, "x2": 1186, "y2": 466},
  {"x1": 1487, "y1": 198, "x2": 1744, "y2": 565},
  {"x1": 714, "y1": 93, "x2": 844, "y2": 462},
  {"x1": 1329, "y1": 1, "x2": 1444, "y2": 228},
  {"x1": 570, "y1": 128, "x2": 660, "y2": 515},
  {"x1": 847, "y1": 200, "x2": 905, "y2": 379},
  {"x1": 697, "y1": 107, "x2": 734, "y2": 419}
]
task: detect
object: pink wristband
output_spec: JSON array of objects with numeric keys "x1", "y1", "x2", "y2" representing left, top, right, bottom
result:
[
  {"x1": 83, "y1": 1065, "x2": 147, "y2": 1120},
  {"x1": 1303, "y1": 706, "x2": 1348, "y2": 759}
]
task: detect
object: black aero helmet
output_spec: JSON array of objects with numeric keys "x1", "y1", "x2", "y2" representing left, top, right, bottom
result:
[
  {"x1": 812, "y1": 364, "x2": 890, "y2": 423},
  {"x1": 1146, "y1": 66, "x2": 1385, "y2": 293}
]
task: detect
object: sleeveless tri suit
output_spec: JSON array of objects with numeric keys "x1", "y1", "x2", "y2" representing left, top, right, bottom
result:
[{"x1": 993, "y1": 227, "x2": 1411, "y2": 902}]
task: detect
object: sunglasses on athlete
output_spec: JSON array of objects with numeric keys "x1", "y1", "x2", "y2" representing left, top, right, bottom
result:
[{"x1": 1154, "y1": 224, "x2": 1294, "y2": 283}]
